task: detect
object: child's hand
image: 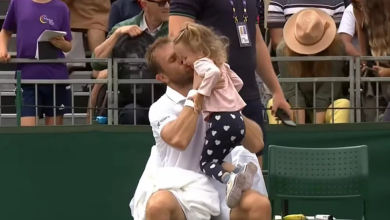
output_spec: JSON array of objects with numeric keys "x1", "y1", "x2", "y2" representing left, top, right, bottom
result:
[
  {"x1": 50, "y1": 37, "x2": 67, "y2": 49},
  {"x1": 193, "y1": 93, "x2": 204, "y2": 113},
  {"x1": 0, "y1": 49, "x2": 10, "y2": 62}
]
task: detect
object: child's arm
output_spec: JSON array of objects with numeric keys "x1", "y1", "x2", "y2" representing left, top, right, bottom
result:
[
  {"x1": 0, "y1": 0, "x2": 16, "y2": 61},
  {"x1": 226, "y1": 65, "x2": 244, "y2": 92},
  {"x1": 0, "y1": 30, "x2": 12, "y2": 61},
  {"x1": 194, "y1": 58, "x2": 221, "y2": 97}
]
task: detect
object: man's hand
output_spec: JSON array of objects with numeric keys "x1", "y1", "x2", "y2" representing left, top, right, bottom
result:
[
  {"x1": 271, "y1": 92, "x2": 293, "y2": 119},
  {"x1": 118, "y1": 25, "x2": 143, "y2": 37},
  {"x1": 193, "y1": 93, "x2": 204, "y2": 113},
  {"x1": 0, "y1": 49, "x2": 10, "y2": 62}
]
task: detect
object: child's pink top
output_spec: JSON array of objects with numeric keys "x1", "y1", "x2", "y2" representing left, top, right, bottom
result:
[{"x1": 195, "y1": 58, "x2": 246, "y2": 117}]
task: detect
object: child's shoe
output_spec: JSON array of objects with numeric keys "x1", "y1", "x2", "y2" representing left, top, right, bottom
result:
[
  {"x1": 236, "y1": 162, "x2": 258, "y2": 191},
  {"x1": 225, "y1": 173, "x2": 246, "y2": 208}
]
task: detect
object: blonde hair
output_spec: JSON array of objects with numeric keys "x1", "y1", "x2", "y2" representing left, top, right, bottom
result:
[
  {"x1": 362, "y1": 0, "x2": 390, "y2": 58},
  {"x1": 173, "y1": 23, "x2": 229, "y2": 67},
  {"x1": 282, "y1": 35, "x2": 344, "y2": 77}
]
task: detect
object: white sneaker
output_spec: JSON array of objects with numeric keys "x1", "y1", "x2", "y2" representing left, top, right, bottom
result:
[
  {"x1": 240, "y1": 162, "x2": 258, "y2": 191},
  {"x1": 226, "y1": 173, "x2": 246, "y2": 208}
]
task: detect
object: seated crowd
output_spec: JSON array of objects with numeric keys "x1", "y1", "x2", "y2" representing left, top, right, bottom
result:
[{"x1": 0, "y1": 0, "x2": 390, "y2": 126}]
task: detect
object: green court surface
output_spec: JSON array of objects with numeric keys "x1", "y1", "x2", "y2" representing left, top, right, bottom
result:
[{"x1": 0, "y1": 123, "x2": 388, "y2": 220}]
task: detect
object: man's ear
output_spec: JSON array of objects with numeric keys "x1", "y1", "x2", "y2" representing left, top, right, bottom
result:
[
  {"x1": 156, "y1": 73, "x2": 169, "y2": 84},
  {"x1": 140, "y1": 0, "x2": 147, "y2": 9}
]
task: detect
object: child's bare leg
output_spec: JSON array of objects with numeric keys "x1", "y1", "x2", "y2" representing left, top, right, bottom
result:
[{"x1": 222, "y1": 162, "x2": 237, "y2": 173}]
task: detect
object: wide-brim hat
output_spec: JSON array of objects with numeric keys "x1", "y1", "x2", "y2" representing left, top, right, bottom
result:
[{"x1": 283, "y1": 8, "x2": 337, "y2": 55}]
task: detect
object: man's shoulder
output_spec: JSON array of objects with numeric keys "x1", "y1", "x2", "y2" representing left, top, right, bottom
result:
[
  {"x1": 116, "y1": 12, "x2": 143, "y2": 27},
  {"x1": 149, "y1": 94, "x2": 177, "y2": 120}
]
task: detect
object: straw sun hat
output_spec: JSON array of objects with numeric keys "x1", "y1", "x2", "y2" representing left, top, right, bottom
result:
[{"x1": 283, "y1": 8, "x2": 337, "y2": 55}]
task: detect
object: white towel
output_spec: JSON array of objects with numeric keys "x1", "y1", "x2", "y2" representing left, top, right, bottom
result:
[
  {"x1": 231, "y1": 146, "x2": 268, "y2": 197},
  {"x1": 130, "y1": 146, "x2": 220, "y2": 220}
]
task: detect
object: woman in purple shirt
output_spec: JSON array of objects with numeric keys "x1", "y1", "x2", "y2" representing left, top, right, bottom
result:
[{"x1": 0, "y1": 0, "x2": 72, "y2": 126}]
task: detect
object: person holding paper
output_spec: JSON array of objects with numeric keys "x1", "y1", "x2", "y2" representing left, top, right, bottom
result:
[{"x1": 0, "y1": 0, "x2": 72, "y2": 126}]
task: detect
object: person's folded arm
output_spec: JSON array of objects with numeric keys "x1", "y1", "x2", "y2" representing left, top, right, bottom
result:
[
  {"x1": 195, "y1": 58, "x2": 221, "y2": 97},
  {"x1": 241, "y1": 116, "x2": 264, "y2": 154},
  {"x1": 149, "y1": 100, "x2": 199, "y2": 151},
  {"x1": 92, "y1": 23, "x2": 124, "y2": 70}
]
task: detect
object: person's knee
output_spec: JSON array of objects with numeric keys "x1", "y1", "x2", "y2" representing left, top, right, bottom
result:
[
  {"x1": 97, "y1": 69, "x2": 108, "y2": 79},
  {"x1": 242, "y1": 116, "x2": 264, "y2": 154},
  {"x1": 334, "y1": 98, "x2": 350, "y2": 108},
  {"x1": 241, "y1": 191, "x2": 271, "y2": 216},
  {"x1": 146, "y1": 190, "x2": 179, "y2": 217}
]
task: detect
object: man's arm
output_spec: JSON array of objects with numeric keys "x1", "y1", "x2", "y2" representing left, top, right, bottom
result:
[
  {"x1": 169, "y1": 16, "x2": 195, "y2": 38},
  {"x1": 160, "y1": 106, "x2": 199, "y2": 150},
  {"x1": 169, "y1": 0, "x2": 202, "y2": 38},
  {"x1": 255, "y1": 25, "x2": 283, "y2": 95},
  {"x1": 94, "y1": 29, "x2": 123, "y2": 59},
  {"x1": 150, "y1": 97, "x2": 199, "y2": 151}
]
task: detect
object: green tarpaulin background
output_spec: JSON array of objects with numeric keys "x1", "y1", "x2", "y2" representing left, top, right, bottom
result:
[{"x1": 0, "y1": 123, "x2": 389, "y2": 220}]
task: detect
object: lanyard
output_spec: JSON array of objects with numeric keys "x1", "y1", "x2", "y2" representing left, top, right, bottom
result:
[{"x1": 229, "y1": 0, "x2": 248, "y2": 23}]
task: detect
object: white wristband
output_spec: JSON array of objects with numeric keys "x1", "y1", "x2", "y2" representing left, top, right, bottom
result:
[
  {"x1": 184, "y1": 99, "x2": 195, "y2": 108},
  {"x1": 187, "y1": 89, "x2": 198, "y2": 99}
]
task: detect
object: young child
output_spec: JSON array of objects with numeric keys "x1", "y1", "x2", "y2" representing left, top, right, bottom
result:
[
  {"x1": 173, "y1": 23, "x2": 258, "y2": 208},
  {"x1": 0, "y1": 0, "x2": 72, "y2": 126}
]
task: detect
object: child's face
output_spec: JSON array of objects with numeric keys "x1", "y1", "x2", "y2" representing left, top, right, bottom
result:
[{"x1": 174, "y1": 43, "x2": 202, "y2": 68}]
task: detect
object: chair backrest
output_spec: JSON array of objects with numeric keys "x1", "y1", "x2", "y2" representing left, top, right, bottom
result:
[{"x1": 268, "y1": 145, "x2": 369, "y2": 200}]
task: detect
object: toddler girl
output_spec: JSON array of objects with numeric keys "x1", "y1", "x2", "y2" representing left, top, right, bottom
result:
[{"x1": 173, "y1": 23, "x2": 258, "y2": 208}]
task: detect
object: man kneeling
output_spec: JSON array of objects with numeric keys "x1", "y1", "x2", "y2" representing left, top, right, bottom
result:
[{"x1": 130, "y1": 37, "x2": 270, "y2": 220}]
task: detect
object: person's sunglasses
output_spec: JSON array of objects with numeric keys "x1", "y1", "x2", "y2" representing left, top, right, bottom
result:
[{"x1": 146, "y1": 0, "x2": 169, "y2": 7}]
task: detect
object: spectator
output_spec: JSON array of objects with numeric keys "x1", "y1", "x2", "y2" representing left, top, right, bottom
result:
[
  {"x1": 90, "y1": 0, "x2": 169, "y2": 124},
  {"x1": 62, "y1": 0, "x2": 111, "y2": 78},
  {"x1": 169, "y1": 0, "x2": 292, "y2": 167},
  {"x1": 356, "y1": 0, "x2": 390, "y2": 121},
  {"x1": 267, "y1": 9, "x2": 350, "y2": 124},
  {"x1": 267, "y1": 0, "x2": 345, "y2": 50},
  {"x1": 109, "y1": 0, "x2": 143, "y2": 30},
  {"x1": 0, "y1": 0, "x2": 72, "y2": 126},
  {"x1": 338, "y1": 4, "x2": 360, "y2": 56}
]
